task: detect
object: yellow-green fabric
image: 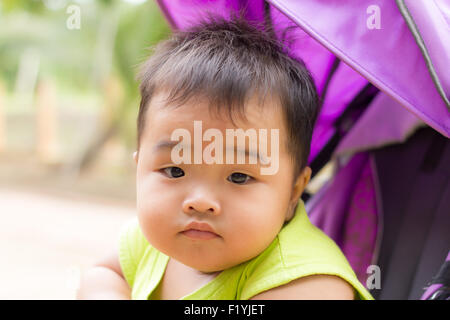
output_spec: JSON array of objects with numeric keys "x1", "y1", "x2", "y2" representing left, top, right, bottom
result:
[{"x1": 118, "y1": 201, "x2": 374, "y2": 300}]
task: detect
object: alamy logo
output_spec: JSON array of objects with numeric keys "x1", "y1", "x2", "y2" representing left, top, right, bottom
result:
[
  {"x1": 366, "y1": 265, "x2": 381, "y2": 290},
  {"x1": 66, "y1": 4, "x2": 81, "y2": 30},
  {"x1": 366, "y1": 5, "x2": 381, "y2": 30},
  {"x1": 170, "y1": 121, "x2": 279, "y2": 175}
]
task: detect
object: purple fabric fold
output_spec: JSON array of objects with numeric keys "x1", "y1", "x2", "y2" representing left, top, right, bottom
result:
[
  {"x1": 334, "y1": 92, "x2": 425, "y2": 157},
  {"x1": 306, "y1": 152, "x2": 379, "y2": 284},
  {"x1": 268, "y1": 0, "x2": 450, "y2": 137},
  {"x1": 420, "y1": 251, "x2": 450, "y2": 300}
]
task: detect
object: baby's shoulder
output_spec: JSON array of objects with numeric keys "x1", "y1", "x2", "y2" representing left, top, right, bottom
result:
[
  {"x1": 248, "y1": 274, "x2": 355, "y2": 300},
  {"x1": 239, "y1": 207, "x2": 373, "y2": 300},
  {"x1": 118, "y1": 217, "x2": 153, "y2": 287}
]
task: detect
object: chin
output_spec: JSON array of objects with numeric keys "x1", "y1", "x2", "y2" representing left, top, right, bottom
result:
[{"x1": 184, "y1": 260, "x2": 225, "y2": 273}]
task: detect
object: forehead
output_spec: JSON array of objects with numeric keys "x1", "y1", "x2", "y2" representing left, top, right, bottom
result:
[{"x1": 141, "y1": 91, "x2": 288, "y2": 149}]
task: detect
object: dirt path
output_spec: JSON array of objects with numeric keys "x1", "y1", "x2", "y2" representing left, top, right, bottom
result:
[{"x1": 0, "y1": 187, "x2": 136, "y2": 299}]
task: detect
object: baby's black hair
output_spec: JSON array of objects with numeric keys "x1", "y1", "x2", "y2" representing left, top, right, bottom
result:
[{"x1": 137, "y1": 13, "x2": 319, "y2": 179}]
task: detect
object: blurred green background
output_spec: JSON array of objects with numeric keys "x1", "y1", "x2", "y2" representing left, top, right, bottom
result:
[
  {"x1": 0, "y1": 0, "x2": 171, "y2": 201},
  {"x1": 0, "y1": 0, "x2": 172, "y2": 300}
]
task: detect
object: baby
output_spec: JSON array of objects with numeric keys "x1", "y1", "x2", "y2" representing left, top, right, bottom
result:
[{"x1": 77, "y1": 15, "x2": 373, "y2": 300}]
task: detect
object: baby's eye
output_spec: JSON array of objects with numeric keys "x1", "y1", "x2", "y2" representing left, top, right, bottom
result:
[
  {"x1": 227, "y1": 172, "x2": 252, "y2": 184},
  {"x1": 162, "y1": 167, "x2": 185, "y2": 178}
]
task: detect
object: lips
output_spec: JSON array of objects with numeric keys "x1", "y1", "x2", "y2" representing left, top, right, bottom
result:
[{"x1": 181, "y1": 221, "x2": 220, "y2": 240}]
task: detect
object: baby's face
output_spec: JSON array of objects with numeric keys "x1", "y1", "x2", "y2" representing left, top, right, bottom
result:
[{"x1": 134, "y1": 91, "x2": 310, "y2": 273}]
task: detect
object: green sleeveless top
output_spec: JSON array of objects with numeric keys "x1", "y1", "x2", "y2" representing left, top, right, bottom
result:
[{"x1": 118, "y1": 201, "x2": 374, "y2": 300}]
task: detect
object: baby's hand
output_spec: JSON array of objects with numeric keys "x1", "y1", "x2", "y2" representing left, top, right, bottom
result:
[{"x1": 76, "y1": 251, "x2": 131, "y2": 300}]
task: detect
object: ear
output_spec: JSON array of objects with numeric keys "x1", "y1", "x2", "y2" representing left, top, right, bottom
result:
[
  {"x1": 133, "y1": 151, "x2": 139, "y2": 164},
  {"x1": 285, "y1": 166, "x2": 312, "y2": 221}
]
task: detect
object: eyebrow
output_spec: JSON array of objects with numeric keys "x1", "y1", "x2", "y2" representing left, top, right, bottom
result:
[
  {"x1": 153, "y1": 140, "x2": 179, "y2": 152},
  {"x1": 153, "y1": 140, "x2": 267, "y2": 162}
]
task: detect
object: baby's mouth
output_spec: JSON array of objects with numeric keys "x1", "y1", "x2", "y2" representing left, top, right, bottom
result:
[
  {"x1": 181, "y1": 229, "x2": 219, "y2": 240},
  {"x1": 180, "y1": 221, "x2": 220, "y2": 240}
]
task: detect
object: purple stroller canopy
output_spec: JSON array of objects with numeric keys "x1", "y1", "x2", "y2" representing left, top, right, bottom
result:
[{"x1": 157, "y1": 0, "x2": 450, "y2": 165}]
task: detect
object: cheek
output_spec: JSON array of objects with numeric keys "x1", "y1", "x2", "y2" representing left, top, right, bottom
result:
[
  {"x1": 137, "y1": 199, "x2": 176, "y2": 253},
  {"x1": 224, "y1": 192, "x2": 287, "y2": 257},
  {"x1": 136, "y1": 174, "x2": 180, "y2": 245},
  {"x1": 137, "y1": 171, "x2": 179, "y2": 211}
]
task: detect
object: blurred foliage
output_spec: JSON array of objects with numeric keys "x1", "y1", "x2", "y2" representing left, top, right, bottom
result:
[
  {"x1": 113, "y1": 1, "x2": 171, "y2": 148},
  {"x1": 0, "y1": 0, "x2": 171, "y2": 155},
  {"x1": 2, "y1": 0, "x2": 46, "y2": 13},
  {"x1": 115, "y1": 2, "x2": 169, "y2": 96}
]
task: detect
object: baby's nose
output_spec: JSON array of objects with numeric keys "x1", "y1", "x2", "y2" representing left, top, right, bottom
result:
[{"x1": 182, "y1": 193, "x2": 221, "y2": 216}]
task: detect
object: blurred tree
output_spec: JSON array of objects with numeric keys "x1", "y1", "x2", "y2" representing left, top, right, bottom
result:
[
  {"x1": 2, "y1": 0, "x2": 45, "y2": 13},
  {"x1": 77, "y1": 0, "x2": 171, "y2": 172},
  {"x1": 0, "y1": 1, "x2": 97, "y2": 91},
  {"x1": 0, "y1": 0, "x2": 170, "y2": 172}
]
